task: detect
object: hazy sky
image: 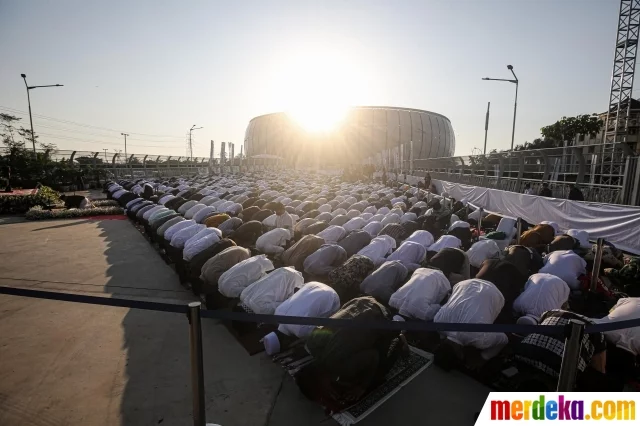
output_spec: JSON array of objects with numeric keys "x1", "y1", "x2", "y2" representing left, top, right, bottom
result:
[{"x1": 0, "y1": 0, "x2": 623, "y2": 158}]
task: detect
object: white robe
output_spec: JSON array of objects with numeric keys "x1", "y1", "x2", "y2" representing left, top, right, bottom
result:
[
  {"x1": 171, "y1": 224, "x2": 206, "y2": 249},
  {"x1": 539, "y1": 250, "x2": 586, "y2": 289},
  {"x1": 400, "y1": 212, "x2": 418, "y2": 224},
  {"x1": 193, "y1": 206, "x2": 217, "y2": 224},
  {"x1": 218, "y1": 255, "x2": 275, "y2": 298},
  {"x1": 405, "y1": 230, "x2": 435, "y2": 249},
  {"x1": 317, "y1": 225, "x2": 347, "y2": 243},
  {"x1": 343, "y1": 217, "x2": 367, "y2": 233},
  {"x1": 240, "y1": 267, "x2": 304, "y2": 315},
  {"x1": 185, "y1": 203, "x2": 207, "y2": 219},
  {"x1": 449, "y1": 220, "x2": 470, "y2": 231},
  {"x1": 428, "y1": 235, "x2": 462, "y2": 252},
  {"x1": 434, "y1": 279, "x2": 508, "y2": 352},
  {"x1": 363, "y1": 221, "x2": 384, "y2": 238},
  {"x1": 512, "y1": 273, "x2": 570, "y2": 321},
  {"x1": 183, "y1": 233, "x2": 221, "y2": 261},
  {"x1": 594, "y1": 297, "x2": 640, "y2": 356},
  {"x1": 256, "y1": 228, "x2": 291, "y2": 254},
  {"x1": 387, "y1": 241, "x2": 427, "y2": 266},
  {"x1": 389, "y1": 268, "x2": 451, "y2": 320},
  {"x1": 164, "y1": 219, "x2": 196, "y2": 241},
  {"x1": 567, "y1": 229, "x2": 590, "y2": 248},
  {"x1": 466, "y1": 239, "x2": 501, "y2": 268},
  {"x1": 357, "y1": 235, "x2": 397, "y2": 266},
  {"x1": 275, "y1": 282, "x2": 341, "y2": 338}
]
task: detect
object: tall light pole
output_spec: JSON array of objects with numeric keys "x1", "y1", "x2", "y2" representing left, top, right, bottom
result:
[
  {"x1": 189, "y1": 125, "x2": 203, "y2": 161},
  {"x1": 484, "y1": 101, "x2": 491, "y2": 155},
  {"x1": 482, "y1": 64, "x2": 518, "y2": 150},
  {"x1": 21, "y1": 74, "x2": 63, "y2": 153},
  {"x1": 121, "y1": 133, "x2": 129, "y2": 172}
]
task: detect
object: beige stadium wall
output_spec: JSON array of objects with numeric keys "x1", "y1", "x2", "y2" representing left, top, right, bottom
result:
[{"x1": 244, "y1": 106, "x2": 455, "y2": 167}]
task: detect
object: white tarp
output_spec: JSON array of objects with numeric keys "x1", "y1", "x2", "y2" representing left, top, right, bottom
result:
[{"x1": 432, "y1": 179, "x2": 640, "y2": 255}]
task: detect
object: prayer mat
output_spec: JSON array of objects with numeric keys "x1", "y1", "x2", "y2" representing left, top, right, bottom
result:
[{"x1": 274, "y1": 344, "x2": 433, "y2": 426}]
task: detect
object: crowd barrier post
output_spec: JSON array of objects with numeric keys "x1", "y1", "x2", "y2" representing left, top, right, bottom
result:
[
  {"x1": 590, "y1": 238, "x2": 605, "y2": 292},
  {"x1": 556, "y1": 319, "x2": 585, "y2": 391},
  {"x1": 516, "y1": 218, "x2": 522, "y2": 244},
  {"x1": 187, "y1": 302, "x2": 206, "y2": 426}
]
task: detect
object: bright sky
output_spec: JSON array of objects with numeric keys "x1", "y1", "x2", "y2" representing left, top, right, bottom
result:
[{"x1": 0, "y1": 0, "x2": 622, "y2": 158}]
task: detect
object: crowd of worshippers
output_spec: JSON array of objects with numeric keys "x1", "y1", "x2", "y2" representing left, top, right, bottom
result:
[{"x1": 105, "y1": 171, "x2": 640, "y2": 404}]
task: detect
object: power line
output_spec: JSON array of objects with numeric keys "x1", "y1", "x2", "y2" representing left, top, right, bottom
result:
[
  {"x1": 34, "y1": 132, "x2": 184, "y2": 148},
  {"x1": 0, "y1": 105, "x2": 185, "y2": 139}
]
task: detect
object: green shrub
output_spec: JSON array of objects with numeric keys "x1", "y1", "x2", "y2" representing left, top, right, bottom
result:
[
  {"x1": 25, "y1": 205, "x2": 124, "y2": 221},
  {"x1": 0, "y1": 186, "x2": 62, "y2": 214}
]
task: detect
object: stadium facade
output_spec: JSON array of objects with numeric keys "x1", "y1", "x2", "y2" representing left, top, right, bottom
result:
[{"x1": 244, "y1": 106, "x2": 455, "y2": 167}]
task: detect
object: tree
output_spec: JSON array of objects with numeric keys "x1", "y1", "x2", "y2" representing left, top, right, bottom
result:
[{"x1": 540, "y1": 114, "x2": 602, "y2": 147}]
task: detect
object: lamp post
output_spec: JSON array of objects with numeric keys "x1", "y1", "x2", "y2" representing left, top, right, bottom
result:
[
  {"x1": 482, "y1": 65, "x2": 518, "y2": 151},
  {"x1": 21, "y1": 74, "x2": 64, "y2": 153},
  {"x1": 189, "y1": 125, "x2": 203, "y2": 161}
]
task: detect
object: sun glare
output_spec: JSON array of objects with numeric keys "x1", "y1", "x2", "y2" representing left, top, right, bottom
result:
[{"x1": 276, "y1": 46, "x2": 360, "y2": 133}]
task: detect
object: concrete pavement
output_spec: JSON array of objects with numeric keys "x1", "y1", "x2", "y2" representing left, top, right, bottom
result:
[{"x1": 0, "y1": 218, "x2": 490, "y2": 426}]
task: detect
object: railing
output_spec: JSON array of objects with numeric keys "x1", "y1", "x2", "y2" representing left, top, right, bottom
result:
[{"x1": 384, "y1": 143, "x2": 639, "y2": 205}]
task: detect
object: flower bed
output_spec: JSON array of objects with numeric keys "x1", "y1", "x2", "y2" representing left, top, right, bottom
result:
[
  {"x1": 25, "y1": 205, "x2": 124, "y2": 221},
  {"x1": 91, "y1": 199, "x2": 120, "y2": 207},
  {"x1": 0, "y1": 186, "x2": 62, "y2": 214}
]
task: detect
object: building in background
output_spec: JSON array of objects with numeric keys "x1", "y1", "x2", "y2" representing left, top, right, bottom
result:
[{"x1": 244, "y1": 106, "x2": 455, "y2": 168}]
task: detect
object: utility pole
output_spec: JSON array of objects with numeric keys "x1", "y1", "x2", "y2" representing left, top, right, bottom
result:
[
  {"x1": 484, "y1": 101, "x2": 491, "y2": 155},
  {"x1": 103, "y1": 148, "x2": 108, "y2": 162},
  {"x1": 121, "y1": 133, "x2": 129, "y2": 172},
  {"x1": 189, "y1": 125, "x2": 203, "y2": 161},
  {"x1": 20, "y1": 73, "x2": 63, "y2": 153}
]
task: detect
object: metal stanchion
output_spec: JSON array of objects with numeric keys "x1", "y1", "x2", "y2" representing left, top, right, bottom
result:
[
  {"x1": 556, "y1": 320, "x2": 585, "y2": 391},
  {"x1": 477, "y1": 207, "x2": 484, "y2": 242},
  {"x1": 188, "y1": 302, "x2": 206, "y2": 426},
  {"x1": 590, "y1": 237, "x2": 605, "y2": 292},
  {"x1": 516, "y1": 218, "x2": 522, "y2": 244}
]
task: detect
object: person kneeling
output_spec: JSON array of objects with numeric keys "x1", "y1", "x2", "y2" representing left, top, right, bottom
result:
[
  {"x1": 296, "y1": 296, "x2": 406, "y2": 411},
  {"x1": 433, "y1": 279, "x2": 509, "y2": 370},
  {"x1": 263, "y1": 282, "x2": 341, "y2": 355}
]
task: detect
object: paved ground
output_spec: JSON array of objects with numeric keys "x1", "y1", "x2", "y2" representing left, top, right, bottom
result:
[{"x1": 0, "y1": 218, "x2": 490, "y2": 426}]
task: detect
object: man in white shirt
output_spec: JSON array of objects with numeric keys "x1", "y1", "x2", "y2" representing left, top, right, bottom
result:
[
  {"x1": 274, "y1": 202, "x2": 295, "y2": 238},
  {"x1": 512, "y1": 273, "x2": 570, "y2": 324},
  {"x1": 263, "y1": 282, "x2": 341, "y2": 355},
  {"x1": 389, "y1": 268, "x2": 451, "y2": 321},
  {"x1": 434, "y1": 279, "x2": 508, "y2": 366},
  {"x1": 538, "y1": 250, "x2": 586, "y2": 289},
  {"x1": 256, "y1": 228, "x2": 291, "y2": 255}
]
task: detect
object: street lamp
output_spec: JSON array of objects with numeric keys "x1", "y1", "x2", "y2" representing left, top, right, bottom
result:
[
  {"x1": 21, "y1": 73, "x2": 63, "y2": 153},
  {"x1": 189, "y1": 125, "x2": 203, "y2": 161},
  {"x1": 482, "y1": 64, "x2": 518, "y2": 151}
]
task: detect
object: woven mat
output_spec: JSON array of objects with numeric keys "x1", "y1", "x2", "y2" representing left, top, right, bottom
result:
[{"x1": 274, "y1": 345, "x2": 433, "y2": 426}]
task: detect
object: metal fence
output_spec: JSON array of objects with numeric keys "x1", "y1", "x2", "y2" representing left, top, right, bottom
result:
[{"x1": 368, "y1": 143, "x2": 640, "y2": 205}]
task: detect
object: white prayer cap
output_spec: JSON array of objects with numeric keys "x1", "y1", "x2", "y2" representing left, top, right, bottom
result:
[
  {"x1": 393, "y1": 315, "x2": 406, "y2": 322},
  {"x1": 263, "y1": 332, "x2": 281, "y2": 355},
  {"x1": 567, "y1": 229, "x2": 590, "y2": 248},
  {"x1": 540, "y1": 221, "x2": 559, "y2": 235}
]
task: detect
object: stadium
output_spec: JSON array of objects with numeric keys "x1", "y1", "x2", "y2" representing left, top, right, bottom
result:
[{"x1": 243, "y1": 106, "x2": 456, "y2": 167}]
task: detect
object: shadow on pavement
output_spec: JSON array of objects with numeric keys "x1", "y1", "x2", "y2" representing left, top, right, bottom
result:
[{"x1": 95, "y1": 220, "x2": 284, "y2": 426}]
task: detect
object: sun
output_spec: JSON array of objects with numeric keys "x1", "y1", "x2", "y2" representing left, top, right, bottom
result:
[
  {"x1": 287, "y1": 103, "x2": 349, "y2": 133},
  {"x1": 275, "y1": 46, "x2": 361, "y2": 133}
]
